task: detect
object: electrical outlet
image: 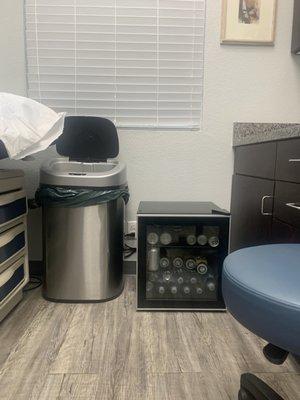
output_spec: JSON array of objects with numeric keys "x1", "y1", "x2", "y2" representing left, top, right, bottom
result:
[{"x1": 127, "y1": 221, "x2": 136, "y2": 236}]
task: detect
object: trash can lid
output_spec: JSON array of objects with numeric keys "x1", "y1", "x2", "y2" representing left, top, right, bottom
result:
[
  {"x1": 40, "y1": 159, "x2": 127, "y2": 188},
  {"x1": 41, "y1": 116, "x2": 127, "y2": 187},
  {"x1": 56, "y1": 116, "x2": 119, "y2": 162}
]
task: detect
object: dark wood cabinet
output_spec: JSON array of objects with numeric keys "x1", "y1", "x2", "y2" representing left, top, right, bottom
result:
[
  {"x1": 272, "y1": 220, "x2": 300, "y2": 244},
  {"x1": 234, "y1": 142, "x2": 276, "y2": 179},
  {"x1": 231, "y1": 138, "x2": 300, "y2": 252},
  {"x1": 230, "y1": 175, "x2": 274, "y2": 251},
  {"x1": 274, "y1": 181, "x2": 300, "y2": 228},
  {"x1": 292, "y1": 0, "x2": 300, "y2": 54},
  {"x1": 275, "y1": 139, "x2": 300, "y2": 183}
]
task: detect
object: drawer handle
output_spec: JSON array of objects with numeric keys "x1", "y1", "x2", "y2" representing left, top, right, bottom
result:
[
  {"x1": 286, "y1": 202, "x2": 300, "y2": 211},
  {"x1": 288, "y1": 159, "x2": 300, "y2": 162},
  {"x1": 261, "y1": 196, "x2": 273, "y2": 216}
]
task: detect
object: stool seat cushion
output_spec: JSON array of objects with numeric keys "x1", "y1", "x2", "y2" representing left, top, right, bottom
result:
[{"x1": 223, "y1": 244, "x2": 300, "y2": 355}]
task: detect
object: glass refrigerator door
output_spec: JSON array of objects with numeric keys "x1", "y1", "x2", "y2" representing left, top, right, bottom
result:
[{"x1": 145, "y1": 224, "x2": 220, "y2": 302}]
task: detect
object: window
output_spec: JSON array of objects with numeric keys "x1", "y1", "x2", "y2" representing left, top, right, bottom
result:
[{"x1": 25, "y1": 0, "x2": 205, "y2": 130}]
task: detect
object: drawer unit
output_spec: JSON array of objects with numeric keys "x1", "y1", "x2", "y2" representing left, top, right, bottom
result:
[
  {"x1": 0, "y1": 190, "x2": 27, "y2": 231},
  {"x1": 0, "y1": 169, "x2": 24, "y2": 194},
  {"x1": 234, "y1": 142, "x2": 277, "y2": 179},
  {"x1": 0, "y1": 170, "x2": 28, "y2": 323},
  {"x1": 275, "y1": 139, "x2": 300, "y2": 183},
  {"x1": 232, "y1": 135, "x2": 300, "y2": 251},
  {"x1": 0, "y1": 256, "x2": 28, "y2": 306},
  {"x1": 0, "y1": 224, "x2": 26, "y2": 274},
  {"x1": 274, "y1": 181, "x2": 300, "y2": 228}
]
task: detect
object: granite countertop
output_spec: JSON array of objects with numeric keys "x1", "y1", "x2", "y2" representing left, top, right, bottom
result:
[{"x1": 233, "y1": 123, "x2": 300, "y2": 147}]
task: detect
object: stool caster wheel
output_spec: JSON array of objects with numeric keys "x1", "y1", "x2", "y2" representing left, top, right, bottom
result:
[
  {"x1": 263, "y1": 343, "x2": 289, "y2": 365},
  {"x1": 239, "y1": 387, "x2": 256, "y2": 400},
  {"x1": 239, "y1": 373, "x2": 284, "y2": 400}
]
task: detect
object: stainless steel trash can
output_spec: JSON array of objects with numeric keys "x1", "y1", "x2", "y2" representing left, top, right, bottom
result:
[{"x1": 39, "y1": 116, "x2": 128, "y2": 302}]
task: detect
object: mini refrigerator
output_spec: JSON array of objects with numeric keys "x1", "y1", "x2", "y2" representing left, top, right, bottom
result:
[{"x1": 137, "y1": 202, "x2": 230, "y2": 311}]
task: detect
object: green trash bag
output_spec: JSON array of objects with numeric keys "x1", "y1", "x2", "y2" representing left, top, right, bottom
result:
[{"x1": 35, "y1": 185, "x2": 129, "y2": 208}]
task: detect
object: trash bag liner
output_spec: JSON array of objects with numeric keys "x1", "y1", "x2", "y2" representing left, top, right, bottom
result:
[{"x1": 36, "y1": 185, "x2": 129, "y2": 208}]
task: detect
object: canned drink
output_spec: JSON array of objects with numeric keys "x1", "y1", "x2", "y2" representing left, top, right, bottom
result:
[
  {"x1": 208, "y1": 236, "x2": 219, "y2": 248},
  {"x1": 185, "y1": 258, "x2": 196, "y2": 270},
  {"x1": 186, "y1": 235, "x2": 196, "y2": 245},
  {"x1": 197, "y1": 234, "x2": 207, "y2": 246},
  {"x1": 160, "y1": 257, "x2": 170, "y2": 268},
  {"x1": 160, "y1": 232, "x2": 172, "y2": 245},
  {"x1": 147, "y1": 232, "x2": 159, "y2": 245},
  {"x1": 173, "y1": 257, "x2": 184, "y2": 268}
]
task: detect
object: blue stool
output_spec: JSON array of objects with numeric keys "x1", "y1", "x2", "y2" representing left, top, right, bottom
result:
[{"x1": 223, "y1": 244, "x2": 300, "y2": 400}]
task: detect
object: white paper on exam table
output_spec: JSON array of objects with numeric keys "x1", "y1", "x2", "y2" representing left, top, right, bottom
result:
[{"x1": 0, "y1": 92, "x2": 66, "y2": 160}]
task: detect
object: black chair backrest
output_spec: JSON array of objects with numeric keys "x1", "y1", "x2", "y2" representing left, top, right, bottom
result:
[{"x1": 56, "y1": 116, "x2": 119, "y2": 162}]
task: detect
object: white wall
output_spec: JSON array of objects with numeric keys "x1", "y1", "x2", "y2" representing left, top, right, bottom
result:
[
  {"x1": 0, "y1": 0, "x2": 26, "y2": 95},
  {"x1": 1, "y1": 0, "x2": 300, "y2": 260}
]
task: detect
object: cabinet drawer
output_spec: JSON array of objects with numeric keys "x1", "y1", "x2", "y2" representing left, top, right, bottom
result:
[
  {"x1": 274, "y1": 181, "x2": 300, "y2": 228},
  {"x1": 275, "y1": 138, "x2": 300, "y2": 183},
  {"x1": 0, "y1": 190, "x2": 27, "y2": 229},
  {"x1": 234, "y1": 142, "x2": 277, "y2": 179},
  {"x1": 0, "y1": 170, "x2": 24, "y2": 194},
  {"x1": 0, "y1": 257, "x2": 27, "y2": 304},
  {"x1": 0, "y1": 224, "x2": 26, "y2": 274},
  {"x1": 272, "y1": 219, "x2": 300, "y2": 244},
  {"x1": 230, "y1": 175, "x2": 274, "y2": 251}
]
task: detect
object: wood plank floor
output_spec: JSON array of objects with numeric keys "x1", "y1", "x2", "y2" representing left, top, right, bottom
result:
[{"x1": 0, "y1": 276, "x2": 299, "y2": 400}]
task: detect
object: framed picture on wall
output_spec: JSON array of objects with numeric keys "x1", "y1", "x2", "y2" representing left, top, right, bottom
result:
[{"x1": 221, "y1": 0, "x2": 277, "y2": 45}]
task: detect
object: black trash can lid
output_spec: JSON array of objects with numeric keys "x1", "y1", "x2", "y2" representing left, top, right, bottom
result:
[{"x1": 56, "y1": 116, "x2": 119, "y2": 162}]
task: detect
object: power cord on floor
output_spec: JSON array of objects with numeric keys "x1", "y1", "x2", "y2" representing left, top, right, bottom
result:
[
  {"x1": 23, "y1": 275, "x2": 42, "y2": 292},
  {"x1": 124, "y1": 244, "x2": 136, "y2": 259},
  {"x1": 124, "y1": 233, "x2": 137, "y2": 259}
]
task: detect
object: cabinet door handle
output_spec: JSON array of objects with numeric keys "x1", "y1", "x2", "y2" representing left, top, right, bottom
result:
[
  {"x1": 288, "y1": 159, "x2": 300, "y2": 162},
  {"x1": 286, "y1": 202, "x2": 300, "y2": 211},
  {"x1": 261, "y1": 196, "x2": 273, "y2": 216}
]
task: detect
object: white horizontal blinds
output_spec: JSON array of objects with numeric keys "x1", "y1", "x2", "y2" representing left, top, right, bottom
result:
[
  {"x1": 25, "y1": 0, "x2": 205, "y2": 129},
  {"x1": 26, "y1": 0, "x2": 76, "y2": 113}
]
